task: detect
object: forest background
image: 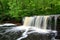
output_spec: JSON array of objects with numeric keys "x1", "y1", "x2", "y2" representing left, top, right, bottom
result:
[{"x1": 0, "y1": 0, "x2": 60, "y2": 24}]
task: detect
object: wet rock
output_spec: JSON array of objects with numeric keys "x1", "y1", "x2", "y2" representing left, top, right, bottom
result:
[
  {"x1": 0, "y1": 27, "x2": 53, "y2": 40},
  {"x1": 0, "y1": 31, "x2": 22, "y2": 40},
  {"x1": 22, "y1": 32, "x2": 51, "y2": 40},
  {"x1": 56, "y1": 16, "x2": 60, "y2": 39}
]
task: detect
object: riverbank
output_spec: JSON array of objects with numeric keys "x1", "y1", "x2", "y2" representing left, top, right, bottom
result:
[{"x1": 0, "y1": 21, "x2": 22, "y2": 26}]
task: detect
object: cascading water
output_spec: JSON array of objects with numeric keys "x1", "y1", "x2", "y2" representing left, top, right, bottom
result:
[
  {"x1": 0, "y1": 15, "x2": 59, "y2": 40},
  {"x1": 34, "y1": 16, "x2": 50, "y2": 29},
  {"x1": 23, "y1": 16, "x2": 50, "y2": 29},
  {"x1": 23, "y1": 16, "x2": 36, "y2": 26}
]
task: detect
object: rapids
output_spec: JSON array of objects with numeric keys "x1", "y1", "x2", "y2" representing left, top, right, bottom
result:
[
  {"x1": 0, "y1": 15, "x2": 60, "y2": 40},
  {"x1": 0, "y1": 26, "x2": 57, "y2": 40}
]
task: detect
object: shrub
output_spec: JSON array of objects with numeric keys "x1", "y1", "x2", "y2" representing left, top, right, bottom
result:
[{"x1": 0, "y1": 0, "x2": 60, "y2": 22}]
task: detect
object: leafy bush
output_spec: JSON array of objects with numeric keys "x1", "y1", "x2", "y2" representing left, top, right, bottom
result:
[{"x1": 0, "y1": 0, "x2": 60, "y2": 22}]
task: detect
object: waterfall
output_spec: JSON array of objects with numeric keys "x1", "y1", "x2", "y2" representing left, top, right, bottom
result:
[
  {"x1": 23, "y1": 16, "x2": 51, "y2": 29},
  {"x1": 23, "y1": 15, "x2": 59, "y2": 30},
  {"x1": 54, "y1": 15, "x2": 59, "y2": 30},
  {"x1": 23, "y1": 16, "x2": 36, "y2": 26},
  {"x1": 35, "y1": 16, "x2": 43, "y2": 28},
  {"x1": 23, "y1": 17, "x2": 32, "y2": 26},
  {"x1": 0, "y1": 15, "x2": 59, "y2": 40},
  {"x1": 41, "y1": 16, "x2": 50, "y2": 29}
]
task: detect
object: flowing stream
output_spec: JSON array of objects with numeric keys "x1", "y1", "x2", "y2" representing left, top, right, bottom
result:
[{"x1": 0, "y1": 15, "x2": 59, "y2": 40}]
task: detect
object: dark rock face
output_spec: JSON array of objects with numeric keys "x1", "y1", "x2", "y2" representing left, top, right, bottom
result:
[
  {"x1": 0, "y1": 30, "x2": 22, "y2": 40},
  {"x1": 0, "y1": 31, "x2": 51, "y2": 40},
  {"x1": 46, "y1": 15, "x2": 60, "y2": 39},
  {"x1": 22, "y1": 33, "x2": 51, "y2": 40},
  {"x1": 56, "y1": 16, "x2": 60, "y2": 39},
  {"x1": 0, "y1": 26, "x2": 53, "y2": 40},
  {"x1": 57, "y1": 16, "x2": 60, "y2": 31}
]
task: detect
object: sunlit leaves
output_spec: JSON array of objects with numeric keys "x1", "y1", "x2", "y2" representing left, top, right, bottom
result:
[{"x1": 0, "y1": 0, "x2": 60, "y2": 22}]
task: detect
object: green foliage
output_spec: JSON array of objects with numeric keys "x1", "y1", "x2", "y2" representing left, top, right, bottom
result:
[{"x1": 0, "y1": 0, "x2": 60, "y2": 22}]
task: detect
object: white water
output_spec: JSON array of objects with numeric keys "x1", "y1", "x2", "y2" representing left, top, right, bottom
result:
[
  {"x1": 21, "y1": 15, "x2": 58, "y2": 40},
  {"x1": 0, "y1": 15, "x2": 59, "y2": 40},
  {"x1": 3, "y1": 26, "x2": 56, "y2": 40},
  {"x1": 23, "y1": 16, "x2": 36, "y2": 26}
]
